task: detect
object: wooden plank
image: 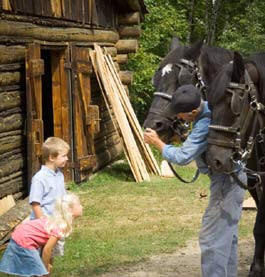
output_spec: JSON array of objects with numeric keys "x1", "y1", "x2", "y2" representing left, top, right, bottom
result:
[
  {"x1": 2, "y1": 0, "x2": 11, "y2": 10},
  {"x1": 26, "y1": 43, "x2": 44, "y2": 187},
  {"x1": 50, "y1": 0, "x2": 62, "y2": 17},
  {"x1": 51, "y1": 52, "x2": 63, "y2": 138},
  {"x1": 0, "y1": 197, "x2": 31, "y2": 245},
  {"x1": 104, "y1": 52, "x2": 160, "y2": 176},
  {"x1": 90, "y1": 45, "x2": 150, "y2": 182},
  {"x1": 0, "y1": 195, "x2": 15, "y2": 216}
]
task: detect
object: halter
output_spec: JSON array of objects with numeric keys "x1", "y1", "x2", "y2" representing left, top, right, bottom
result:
[
  {"x1": 149, "y1": 58, "x2": 207, "y2": 183},
  {"x1": 207, "y1": 70, "x2": 265, "y2": 190}
]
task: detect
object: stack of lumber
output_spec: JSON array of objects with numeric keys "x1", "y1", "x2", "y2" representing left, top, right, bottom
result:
[{"x1": 90, "y1": 44, "x2": 161, "y2": 182}]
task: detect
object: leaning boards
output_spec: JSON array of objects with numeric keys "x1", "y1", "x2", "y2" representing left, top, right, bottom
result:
[{"x1": 90, "y1": 44, "x2": 161, "y2": 182}]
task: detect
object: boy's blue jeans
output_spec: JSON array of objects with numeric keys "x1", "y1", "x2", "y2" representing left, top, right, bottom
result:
[{"x1": 199, "y1": 171, "x2": 246, "y2": 277}]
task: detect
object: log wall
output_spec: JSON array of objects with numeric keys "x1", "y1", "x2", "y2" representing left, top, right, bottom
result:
[{"x1": 0, "y1": 44, "x2": 27, "y2": 201}]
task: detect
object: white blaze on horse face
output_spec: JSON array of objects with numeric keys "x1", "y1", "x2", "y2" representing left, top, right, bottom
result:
[{"x1": 162, "y1": 63, "x2": 173, "y2": 76}]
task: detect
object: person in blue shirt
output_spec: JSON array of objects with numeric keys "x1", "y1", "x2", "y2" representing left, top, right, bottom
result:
[{"x1": 144, "y1": 84, "x2": 246, "y2": 277}]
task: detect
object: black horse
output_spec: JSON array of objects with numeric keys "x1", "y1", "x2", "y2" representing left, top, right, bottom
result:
[
  {"x1": 206, "y1": 51, "x2": 265, "y2": 277},
  {"x1": 143, "y1": 37, "x2": 234, "y2": 144}
]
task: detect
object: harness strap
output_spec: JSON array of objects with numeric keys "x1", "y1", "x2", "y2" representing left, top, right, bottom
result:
[
  {"x1": 207, "y1": 138, "x2": 236, "y2": 148},
  {"x1": 167, "y1": 162, "x2": 200, "y2": 183}
]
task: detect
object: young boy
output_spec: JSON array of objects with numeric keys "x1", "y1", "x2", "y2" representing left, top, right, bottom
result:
[{"x1": 29, "y1": 136, "x2": 70, "y2": 255}]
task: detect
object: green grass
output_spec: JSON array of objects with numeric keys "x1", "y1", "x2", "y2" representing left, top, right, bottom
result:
[
  {"x1": 50, "y1": 161, "x2": 255, "y2": 276},
  {"x1": 0, "y1": 161, "x2": 256, "y2": 276}
]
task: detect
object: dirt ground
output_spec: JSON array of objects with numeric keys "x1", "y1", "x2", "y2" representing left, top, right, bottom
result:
[{"x1": 97, "y1": 238, "x2": 254, "y2": 277}]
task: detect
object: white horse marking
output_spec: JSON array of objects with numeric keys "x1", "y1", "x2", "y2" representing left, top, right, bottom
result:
[{"x1": 162, "y1": 63, "x2": 173, "y2": 76}]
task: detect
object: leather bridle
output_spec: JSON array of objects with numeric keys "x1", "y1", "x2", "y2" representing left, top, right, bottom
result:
[
  {"x1": 207, "y1": 70, "x2": 265, "y2": 190},
  {"x1": 149, "y1": 58, "x2": 207, "y2": 183}
]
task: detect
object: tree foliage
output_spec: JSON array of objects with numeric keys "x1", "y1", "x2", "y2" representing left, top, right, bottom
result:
[{"x1": 127, "y1": 0, "x2": 265, "y2": 123}]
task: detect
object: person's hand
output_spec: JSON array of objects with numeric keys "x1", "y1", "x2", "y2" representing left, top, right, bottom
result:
[
  {"x1": 143, "y1": 128, "x2": 165, "y2": 150},
  {"x1": 144, "y1": 128, "x2": 159, "y2": 144}
]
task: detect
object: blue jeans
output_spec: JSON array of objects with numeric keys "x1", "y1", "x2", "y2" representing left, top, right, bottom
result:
[{"x1": 199, "y1": 171, "x2": 246, "y2": 277}]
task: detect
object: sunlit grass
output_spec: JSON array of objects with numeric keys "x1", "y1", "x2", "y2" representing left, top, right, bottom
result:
[{"x1": 51, "y1": 161, "x2": 256, "y2": 276}]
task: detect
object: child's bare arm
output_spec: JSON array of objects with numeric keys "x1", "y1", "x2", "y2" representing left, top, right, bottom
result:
[
  {"x1": 31, "y1": 202, "x2": 44, "y2": 219},
  {"x1": 42, "y1": 236, "x2": 59, "y2": 272}
]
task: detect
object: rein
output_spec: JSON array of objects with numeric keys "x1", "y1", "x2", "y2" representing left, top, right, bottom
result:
[{"x1": 208, "y1": 69, "x2": 265, "y2": 190}]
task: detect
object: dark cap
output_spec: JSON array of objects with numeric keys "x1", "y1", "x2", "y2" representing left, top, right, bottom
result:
[{"x1": 170, "y1": 85, "x2": 201, "y2": 114}]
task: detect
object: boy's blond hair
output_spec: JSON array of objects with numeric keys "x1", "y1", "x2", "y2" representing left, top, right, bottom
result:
[{"x1": 42, "y1": 137, "x2": 70, "y2": 163}]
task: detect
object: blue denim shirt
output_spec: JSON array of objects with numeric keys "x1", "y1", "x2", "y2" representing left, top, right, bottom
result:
[
  {"x1": 162, "y1": 101, "x2": 211, "y2": 174},
  {"x1": 29, "y1": 165, "x2": 66, "y2": 219}
]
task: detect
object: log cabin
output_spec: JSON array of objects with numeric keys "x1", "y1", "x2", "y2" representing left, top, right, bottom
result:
[{"x1": 0, "y1": 0, "x2": 147, "y2": 243}]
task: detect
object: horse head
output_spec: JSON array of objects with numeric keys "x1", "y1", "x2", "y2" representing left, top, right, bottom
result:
[
  {"x1": 143, "y1": 38, "x2": 204, "y2": 143},
  {"x1": 206, "y1": 51, "x2": 263, "y2": 173}
]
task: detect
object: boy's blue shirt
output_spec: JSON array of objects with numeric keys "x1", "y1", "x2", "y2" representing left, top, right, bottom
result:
[
  {"x1": 29, "y1": 165, "x2": 66, "y2": 219},
  {"x1": 162, "y1": 101, "x2": 211, "y2": 174}
]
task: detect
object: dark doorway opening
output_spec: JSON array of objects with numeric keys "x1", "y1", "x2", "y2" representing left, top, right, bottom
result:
[{"x1": 41, "y1": 50, "x2": 54, "y2": 139}]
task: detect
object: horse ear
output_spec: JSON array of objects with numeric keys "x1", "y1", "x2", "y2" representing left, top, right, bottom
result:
[
  {"x1": 231, "y1": 51, "x2": 245, "y2": 82},
  {"x1": 169, "y1": 36, "x2": 182, "y2": 51},
  {"x1": 184, "y1": 40, "x2": 204, "y2": 61}
]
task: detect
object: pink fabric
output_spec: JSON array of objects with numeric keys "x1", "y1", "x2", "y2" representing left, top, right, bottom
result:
[{"x1": 12, "y1": 218, "x2": 61, "y2": 250}]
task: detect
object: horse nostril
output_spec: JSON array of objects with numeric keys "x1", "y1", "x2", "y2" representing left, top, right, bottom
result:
[
  {"x1": 155, "y1": 121, "x2": 164, "y2": 131},
  {"x1": 213, "y1": 159, "x2": 223, "y2": 170}
]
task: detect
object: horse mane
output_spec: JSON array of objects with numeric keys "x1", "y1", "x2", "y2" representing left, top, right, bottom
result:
[
  {"x1": 199, "y1": 46, "x2": 234, "y2": 85},
  {"x1": 158, "y1": 45, "x2": 187, "y2": 69},
  {"x1": 207, "y1": 62, "x2": 233, "y2": 111},
  {"x1": 246, "y1": 52, "x2": 265, "y2": 103}
]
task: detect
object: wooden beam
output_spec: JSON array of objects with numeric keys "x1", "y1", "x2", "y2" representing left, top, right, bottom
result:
[
  {"x1": 119, "y1": 70, "x2": 133, "y2": 85},
  {"x1": 0, "y1": 197, "x2": 31, "y2": 245},
  {"x1": 118, "y1": 12, "x2": 140, "y2": 25},
  {"x1": 114, "y1": 54, "x2": 128, "y2": 64},
  {"x1": 115, "y1": 39, "x2": 138, "y2": 54},
  {"x1": 0, "y1": 20, "x2": 119, "y2": 43},
  {"x1": 50, "y1": 0, "x2": 62, "y2": 17},
  {"x1": 118, "y1": 26, "x2": 141, "y2": 38}
]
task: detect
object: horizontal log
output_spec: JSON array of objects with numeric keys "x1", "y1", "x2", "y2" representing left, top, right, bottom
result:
[
  {"x1": 94, "y1": 142, "x2": 123, "y2": 171},
  {"x1": 119, "y1": 70, "x2": 133, "y2": 85},
  {"x1": 0, "y1": 20, "x2": 119, "y2": 43},
  {"x1": 0, "y1": 85, "x2": 22, "y2": 92},
  {"x1": 118, "y1": 26, "x2": 141, "y2": 38},
  {"x1": 0, "y1": 170, "x2": 23, "y2": 185},
  {"x1": 0, "y1": 197, "x2": 31, "y2": 244},
  {"x1": 118, "y1": 12, "x2": 140, "y2": 25},
  {"x1": 0, "y1": 63, "x2": 24, "y2": 72},
  {"x1": 0, "y1": 174, "x2": 25, "y2": 199},
  {"x1": 0, "y1": 71, "x2": 22, "y2": 86},
  {"x1": 0, "y1": 90, "x2": 25, "y2": 112},
  {"x1": 0, "y1": 154, "x2": 24, "y2": 179},
  {"x1": 103, "y1": 47, "x2": 117, "y2": 57},
  {"x1": 114, "y1": 54, "x2": 128, "y2": 64},
  {"x1": 0, "y1": 46, "x2": 25, "y2": 64},
  {"x1": 127, "y1": 0, "x2": 142, "y2": 12},
  {"x1": 95, "y1": 136, "x2": 121, "y2": 154},
  {"x1": 0, "y1": 147, "x2": 23, "y2": 162},
  {"x1": 0, "y1": 134, "x2": 23, "y2": 155},
  {"x1": 115, "y1": 39, "x2": 138, "y2": 54},
  {"x1": 0, "y1": 113, "x2": 23, "y2": 133}
]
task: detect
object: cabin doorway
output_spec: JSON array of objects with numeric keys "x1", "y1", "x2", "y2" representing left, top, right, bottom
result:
[{"x1": 26, "y1": 43, "x2": 73, "y2": 186}]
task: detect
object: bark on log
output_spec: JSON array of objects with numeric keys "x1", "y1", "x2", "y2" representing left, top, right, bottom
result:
[
  {"x1": 118, "y1": 12, "x2": 140, "y2": 25},
  {"x1": 0, "y1": 63, "x2": 23, "y2": 72},
  {"x1": 0, "y1": 90, "x2": 25, "y2": 112},
  {"x1": 0, "y1": 112, "x2": 23, "y2": 133},
  {"x1": 0, "y1": 20, "x2": 119, "y2": 43},
  {"x1": 0, "y1": 153, "x2": 24, "y2": 179},
  {"x1": 114, "y1": 54, "x2": 128, "y2": 64},
  {"x1": 0, "y1": 197, "x2": 30, "y2": 245},
  {"x1": 0, "y1": 174, "x2": 25, "y2": 199},
  {"x1": 0, "y1": 134, "x2": 23, "y2": 155},
  {"x1": 0, "y1": 71, "x2": 22, "y2": 86},
  {"x1": 118, "y1": 26, "x2": 141, "y2": 38},
  {"x1": 94, "y1": 142, "x2": 123, "y2": 171},
  {"x1": 0, "y1": 46, "x2": 25, "y2": 64},
  {"x1": 119, "y1": 70, "x2": 133, "y2": 85},
  {"x1": 115, "y1": 39, "x2": 138, "y2": 53},
  {"x1": 103, "y1": 47, "x2": 117, "y2": 57}
]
